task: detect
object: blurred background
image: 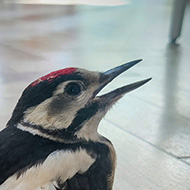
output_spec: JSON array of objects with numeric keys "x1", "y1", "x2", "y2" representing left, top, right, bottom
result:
[{"x1": 0, "y1": 0, "x2": 190, "y2": 189}]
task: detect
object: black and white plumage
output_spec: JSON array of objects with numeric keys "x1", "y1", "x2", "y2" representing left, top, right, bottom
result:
[{"x1": 0, "y1": 60, "x2": 151, "y2": 190}]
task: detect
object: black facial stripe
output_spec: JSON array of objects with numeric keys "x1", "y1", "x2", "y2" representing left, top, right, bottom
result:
[
  {"x1": 66, "y1": 101, "x2": 99, "y2": 134},
  {"x1": 20, "y1": 102, "x2": 100, "y2": 140}
]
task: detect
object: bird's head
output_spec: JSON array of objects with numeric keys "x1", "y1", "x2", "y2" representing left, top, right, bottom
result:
[{"x1": 8, "y1": 59, "x2": 151, "y2": 142}]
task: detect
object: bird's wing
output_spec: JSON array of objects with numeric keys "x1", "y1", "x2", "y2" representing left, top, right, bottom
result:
[
  {"x1": 0, "y1": 126, "x2": 63, "y2": 185},
  {"x1": 55, "y1": 152, "x2": 113, "y2": 190},
  {"x1": 45, "y1": 141, "x2": 114, "y2": 190},
  {"x1": 0, "y1": 126, "x2": 95, "y2": 190}
]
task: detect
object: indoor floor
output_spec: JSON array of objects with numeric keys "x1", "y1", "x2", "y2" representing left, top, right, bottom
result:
[{"x1": 0, "y1": 0, "x2": 190, "y2": 189}]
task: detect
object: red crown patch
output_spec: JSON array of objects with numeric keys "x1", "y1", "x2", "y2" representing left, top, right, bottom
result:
[{"x1": 30, "y1": 67, "x2": 77, "y2": 87}]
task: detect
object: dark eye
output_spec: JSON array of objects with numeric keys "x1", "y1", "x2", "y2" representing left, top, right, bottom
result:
[{"x1": 65, "y1": 83, "x2": 81, "y2": 96}]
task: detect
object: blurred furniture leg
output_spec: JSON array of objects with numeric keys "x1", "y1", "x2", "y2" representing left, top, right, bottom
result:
[{"x1": 169, "y1": 0, "x2": 187, "y2": 43}]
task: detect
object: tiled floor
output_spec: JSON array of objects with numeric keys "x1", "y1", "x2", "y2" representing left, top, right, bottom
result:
[{"x1": 0, "y1": 0, "x2": 190, "y2": 189}]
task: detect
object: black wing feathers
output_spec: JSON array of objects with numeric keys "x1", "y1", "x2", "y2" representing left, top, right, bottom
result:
[{"x1": 0, "y1": 127, "x2": 62, "y2": 184}]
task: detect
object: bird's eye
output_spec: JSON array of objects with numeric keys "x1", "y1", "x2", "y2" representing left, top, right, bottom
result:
[{"x1": 65, "y1": 83, "x2": 81, "y2": 96}]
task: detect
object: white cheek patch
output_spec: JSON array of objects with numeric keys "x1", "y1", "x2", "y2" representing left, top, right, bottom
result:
[
  {"x1": 0, "y1": 149, "x2": 95, "y2": 190},
  {"x1": 23, "y1": 97, "x2": 78, "y2": 131}
]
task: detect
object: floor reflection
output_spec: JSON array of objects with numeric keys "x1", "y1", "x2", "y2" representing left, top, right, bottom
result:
[{"x1": 159, "y1": 44, "x2": 190, "y2": 157}]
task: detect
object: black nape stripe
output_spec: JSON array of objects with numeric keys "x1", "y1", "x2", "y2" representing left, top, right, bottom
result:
[{"x1": 21, "y1": 102, "x2": 100, "y2": 140}]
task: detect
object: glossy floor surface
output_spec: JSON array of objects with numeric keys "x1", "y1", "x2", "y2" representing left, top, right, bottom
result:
[{"x1": 0, "y1": 0, "x2": 190, "y2": 189}]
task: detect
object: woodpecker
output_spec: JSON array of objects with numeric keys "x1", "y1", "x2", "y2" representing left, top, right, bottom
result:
[{"x1": 0, "y1": 59, "x2": 151, "y2": 190}]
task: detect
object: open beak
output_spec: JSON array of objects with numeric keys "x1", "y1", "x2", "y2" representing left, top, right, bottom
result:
[{"x1": 95, "y1": 59, "x2": 151, "y2": 105}]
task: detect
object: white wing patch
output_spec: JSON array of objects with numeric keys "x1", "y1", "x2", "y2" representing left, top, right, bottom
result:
[{"x1": 0, "y1": 149, "x2": 95, "y2": 190}]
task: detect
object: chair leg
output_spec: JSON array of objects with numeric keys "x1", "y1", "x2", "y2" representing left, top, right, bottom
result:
[{"x1": 169, "y1": 0, "x2": 187, "y2": 43}]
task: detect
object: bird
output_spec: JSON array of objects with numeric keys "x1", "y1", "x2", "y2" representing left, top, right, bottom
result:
[{"x1": 0, "y1": 59, "x2": 151, "y2": 190}]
